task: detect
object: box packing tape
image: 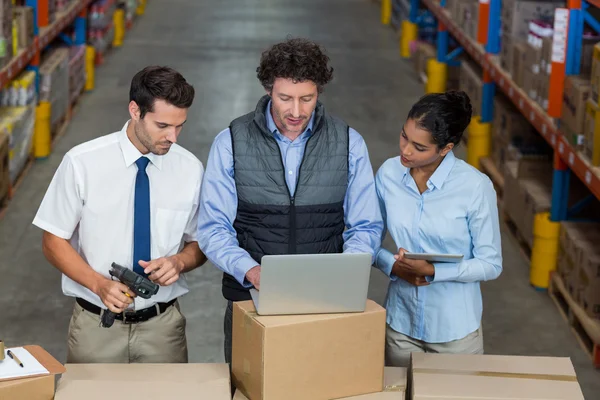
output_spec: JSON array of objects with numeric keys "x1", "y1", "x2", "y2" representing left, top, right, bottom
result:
[{"x1": 413, "y1": 368, "x2": 578, "y2": 382}]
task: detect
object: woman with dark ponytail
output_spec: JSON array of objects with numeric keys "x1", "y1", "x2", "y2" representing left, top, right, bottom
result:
[{"x1": 374, "y1": 90, "x2": 502, "y2": 367}]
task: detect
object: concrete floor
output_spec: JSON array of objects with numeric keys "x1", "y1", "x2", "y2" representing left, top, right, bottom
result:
[{"x1": 0, "y1": 0, "x2": 598, "y2": 398}]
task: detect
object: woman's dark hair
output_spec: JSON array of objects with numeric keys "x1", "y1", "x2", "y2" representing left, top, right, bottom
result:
[
  {"x1": 406, "y1": 90, "x2": 473, "y2": 149},
  {"x1": 130, "y1": 66, "x2": 195, "y2": 119},
  {"x1": 256, "y1": 37, "x2": 334, "y2": 93}
]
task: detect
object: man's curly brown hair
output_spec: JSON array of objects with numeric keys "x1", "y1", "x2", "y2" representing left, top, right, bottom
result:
[{"x1": 256, "y1": 38, "x2": 334, "y2": 93}]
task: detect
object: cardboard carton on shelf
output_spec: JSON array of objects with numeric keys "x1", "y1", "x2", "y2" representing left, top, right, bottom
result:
[
  {"x1": 410, "y1": 353, "x2": 585, "y2": 399},
  {"x1": 232, "y1": 299, "x2": 386, "y2": 400},
  {"x1": 584, "y1": 99, "x2": 600, "y2": 166},
  {"x1": 561, "y1": 76, "x2": 591, "y2": 149},
  {"x1": 501, "y1": 0, "x2": 562, "y2": 39},
  {"x1": 54, "y1": 363, "x2": 232, "y2": 399}
]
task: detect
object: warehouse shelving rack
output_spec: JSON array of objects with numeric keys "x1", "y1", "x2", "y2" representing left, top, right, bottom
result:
[
  {"x1": 379, "y1": 0, "x2": 600, "y2": 368},
  {"x1": 0, "y1": 0, "x2": 146, "y2": 217}
]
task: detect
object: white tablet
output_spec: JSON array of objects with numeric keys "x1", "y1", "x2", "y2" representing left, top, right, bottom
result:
[{"x1": 403, "y1": 252, "x2": 463, "y2": 263}]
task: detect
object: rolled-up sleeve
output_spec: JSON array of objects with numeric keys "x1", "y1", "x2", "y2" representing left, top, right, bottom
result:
[{"x1": 32, "y1": 154, "x2": 83, "y2": 239}]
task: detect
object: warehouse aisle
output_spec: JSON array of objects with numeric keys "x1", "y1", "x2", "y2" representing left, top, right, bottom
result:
[{"x1": 0, "y1": 0, "x2": 598, "y2": 397}]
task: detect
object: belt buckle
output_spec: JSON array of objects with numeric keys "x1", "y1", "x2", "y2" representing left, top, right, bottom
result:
[{"x1": 122, "y1": 310, "x2": 140, "y2": 324}]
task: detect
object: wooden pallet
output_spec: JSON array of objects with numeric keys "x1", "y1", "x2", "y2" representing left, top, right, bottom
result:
[{"x1": 549, "y1": 273, "x2": 600, "y2": 368}]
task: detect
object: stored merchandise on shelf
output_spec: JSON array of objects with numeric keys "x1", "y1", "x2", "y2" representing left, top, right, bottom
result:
[
  {"x1": 68, "y1": 44, "x2": 86, "y2": 104},
  {"x1": 0, "y1": 69, "x2": 36, "y2": 107},
  {"x1": 39, "y1": 47, "x2": 70, "y2": 135},
  {"x1": 13, "y1": 6, "x2": 34, "y2": 51},
  {"x1": 0, "y1": 102, "x2": 35, "y2": 184},
  {"x1": 0, "y1": 0, "x2": 13, "y2": 69}
]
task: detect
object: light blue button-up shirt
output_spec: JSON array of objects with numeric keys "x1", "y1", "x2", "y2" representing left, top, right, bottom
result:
[
  {"x1": 197, "y1": 100, "x2": 383, "y2": 287},
  {"x1": 375, "y1": 151, "x2": 502, "y2": 343}
]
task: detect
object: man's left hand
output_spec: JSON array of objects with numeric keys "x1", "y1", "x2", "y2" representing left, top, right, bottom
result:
[
  {"x1": 393, "y1": 248, "x2": 435, "y2": 278},
  {"x1": 139, "y1": 256, "x2": 185, "y2": 286}
]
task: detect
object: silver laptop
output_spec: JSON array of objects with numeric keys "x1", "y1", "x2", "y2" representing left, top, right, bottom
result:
[{"x1": 249, "y1": 253, "x2": 372, "y2": 316}]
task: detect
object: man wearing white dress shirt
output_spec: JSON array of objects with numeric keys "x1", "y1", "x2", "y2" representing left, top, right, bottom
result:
[{"x1": 32, "y1": 66, "x2": 206, "y2": 363}]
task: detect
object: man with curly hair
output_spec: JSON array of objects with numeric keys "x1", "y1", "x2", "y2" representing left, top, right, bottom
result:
[{"x1": 197, "y1": 38, "x2": 383, "y2": 364}]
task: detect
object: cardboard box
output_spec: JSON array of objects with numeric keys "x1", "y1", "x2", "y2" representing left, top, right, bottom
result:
[
  {"x1": 580, "y1": 36, "x2": 600, "y2": 77},
  {"x1": 591, "y1": 42, "x2": 600, "y2": 104},
  {"x1": 520, "y1": 175, "x2": 552, "y2": 248},
  {"x1": 233, "y1": 368, "x2": 407, "y2": 400},
  {"x1": 0, "y1": 132, "x2": 8, "y2": 202},
  {"x1": 0, "y1": 345, "x2": 65, "y2": 400},
  {"x1": 232, "y1": 300, "x2": 386, "y2": 400},
  {"x1": 501, "y1": 34, "x2": 513, "y2": 73},
  {"x1": 410, "y1": 353, "x2": 585, "y2": 399},
  {"x1": 578, "y1": 243, "x2": 600, "y2": 319},
  {"x1": 460, "y1": 60, "x2": 483, "y2": 115},
  {"x1": 584, "y1": 99, "x2": 600, "y2": 166},
  {"x1": 511, "y1": 41, "x2": 528, "y2": 86},
  {"x1": 0, "y1": 375, "x2": 54, "y2": 400},
  {"x1": 13, "y1": 6, "x2": 34, "y2": 50},
  {"x1": 561, "y1": 76, "x2": 591, "y2": 147},
  {"x1": 492, "y1": 135, "x2": 510, "y2": 171},
  {"x1": 54, "y1": 363, "x2": 232, "y2": 399},
  {"x1": 501, "y1": 0, "x2": 562, "y2": 39},
  {"x1": 523, "y1": 67, "x2": 537, "y2": 101},
  {"x1": 524, "y1": 42, "x2": 543, "y2": 75},
  {"x1": 540, "y1": 36, "x2": 553, "y2": 76}
]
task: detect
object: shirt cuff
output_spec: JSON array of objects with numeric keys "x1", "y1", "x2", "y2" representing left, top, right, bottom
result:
[
  {"x1": 375, "y1": 248, "x2": 398, "y2": 282},
  {"x1": 235, "y1": 256, "x2": 260, "y2": 288},
  {"x1": 431, "y1": 262, "x2": 460, "y2": 283}
]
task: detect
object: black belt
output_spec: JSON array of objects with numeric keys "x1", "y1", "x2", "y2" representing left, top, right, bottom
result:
[{"x1": 76, "y1": 297, "x2": 176, "y2": 324}]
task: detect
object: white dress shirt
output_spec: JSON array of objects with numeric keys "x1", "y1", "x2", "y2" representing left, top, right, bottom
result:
[{"x1": 33, "y1": 120, "x2": 204, "y2": 310}]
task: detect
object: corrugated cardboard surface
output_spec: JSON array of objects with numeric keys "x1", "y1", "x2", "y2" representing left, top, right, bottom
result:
[
  {"x1": 232, "y1": 300, "x2": 386, "y2": 400},
  {"x1": 411, "y1": 353, "x2": 585, "y2": 399},
  {"x1": 561, "y1": 76, "x2": 591, "y2": 146},
  {"x1": 584, "y1": 99, "x2": 600, "y2": 166},
  {"x1": 54, "y1": 363, "x2": 231, "y2": 400},
  {"x1": 501, "y1": 0, "x2": 562, "y2": 38},
  {"x1": 0, "y1": 375, "x2": 54, "y2": 400},
  {"x1": 233, "y1": 368, "x2": 406, "y2": 400}
]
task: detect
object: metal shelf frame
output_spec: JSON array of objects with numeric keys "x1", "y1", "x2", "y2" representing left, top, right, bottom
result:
[
  {"x1": 418, "y1": 0, "x2": 600, "y2": 220},
  {"x1": 1, "y1": 0, "x2": 94, "y2": 92}
]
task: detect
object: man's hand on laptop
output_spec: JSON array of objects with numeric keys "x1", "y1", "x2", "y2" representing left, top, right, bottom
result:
[{"x1": 246, "y1": 265, "x2": 261, "y2": 290}]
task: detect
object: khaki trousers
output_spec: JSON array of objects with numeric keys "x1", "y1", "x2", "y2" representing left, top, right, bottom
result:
[
  {"x1": 385, "y1": 324, "x2": 484, "y2": 368},
  {"x1": 66, "y1": 301, "x2": 188, "y2": 363}
]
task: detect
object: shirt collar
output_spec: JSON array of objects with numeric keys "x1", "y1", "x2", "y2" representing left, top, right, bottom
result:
[
  {"x1": 400, "y1": 150, "x2": 456, "y2": 190},
  {"x1": 118, "y1": 120, "x2": 163, "y2": 170},
  {"x1": 428, "y1": 150, "x2": 456, "y2": 190},
  {"x1": 265, "y1": 100, "x2": 316, "y2": 140}
]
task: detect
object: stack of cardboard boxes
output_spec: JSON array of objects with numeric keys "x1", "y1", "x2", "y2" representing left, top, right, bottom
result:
[
  {"x1": 459, "y1": 59, "x2": 482, "y2": 117},
  {"x1": 446, "y1": 0, "x2": 478, "y2": 41},
  {"x1": 500, "y1": 0, "x2": 561, "y2": 78},
  {"x1": 0, "y1": 0, "x2": 13, "y2": 69},
  {"x1": 558, "y1": 222, "x2": 600, "y2": 320},
  {"x1": 0, "y1": 314, "x2": 588, "y2": 399}
]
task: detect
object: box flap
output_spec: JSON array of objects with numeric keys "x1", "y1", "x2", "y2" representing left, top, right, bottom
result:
[
  {"x1": 411, "y1": 354, "x2": 584, "y2": 400},
  {"x1": 55, "y1": 364, "x2": 231, "y2": 400},
  {"x1": 58, "y1": 363, "x2": 228, "y2": 382},
  {"x1": 56, "y1": 380, "x2": 231, "y2": 400},
  {"x1": 413, "y1": 372, "x2": 584, "y2": 399},
  {"x1": 236, "y1": 299, "x2": 385, "y2": 328},
  {"x1": 411, "y1": 353, "x2": 576, "y2": 376}
]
